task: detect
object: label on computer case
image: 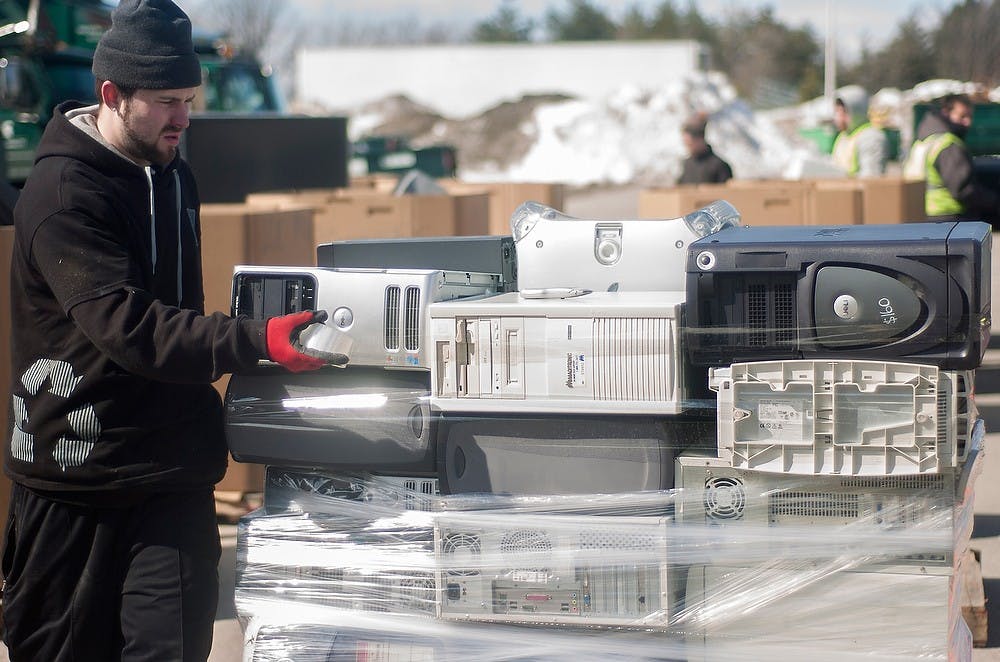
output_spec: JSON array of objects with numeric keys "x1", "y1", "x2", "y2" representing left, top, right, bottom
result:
[
  {"x1": 756, "y1": 400, "x2": 805, "y2": 440},
  {"x1": 565, "y1": 353, "x2": 586, "y2": 388}
]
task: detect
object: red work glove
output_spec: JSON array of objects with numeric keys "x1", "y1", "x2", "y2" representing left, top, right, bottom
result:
[{"x1": 265, "y1": 310, "x2": 328, "y2": 373}]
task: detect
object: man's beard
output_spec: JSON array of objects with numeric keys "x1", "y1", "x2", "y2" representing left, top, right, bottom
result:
[{"x1": 119, "y1": 102, "x2": 176, "y2": 166}]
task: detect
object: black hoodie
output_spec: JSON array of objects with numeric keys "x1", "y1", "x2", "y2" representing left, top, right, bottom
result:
[{"x1": 7, "y1": 101, "x2": 268, "y2": 501}]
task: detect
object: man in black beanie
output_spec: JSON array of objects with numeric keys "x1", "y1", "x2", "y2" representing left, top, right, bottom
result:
[{"x1": 2, "y1": 1, "x2": 326, "y2": 660}]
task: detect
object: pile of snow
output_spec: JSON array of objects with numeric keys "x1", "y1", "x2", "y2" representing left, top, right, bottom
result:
[
  {"x1": 468, "y1": 72, "x2": 806, "y2": 186},
  {"x1": 333, "y1": 73, "x2": 1000, "y2": 188}
]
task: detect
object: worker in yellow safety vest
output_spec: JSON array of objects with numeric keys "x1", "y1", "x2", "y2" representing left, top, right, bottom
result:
[
  {"x1": 831, "y1": 95, "x2": 889, "y2": 177},
  {"x1": 904, "y1": 93, "x2": 999, "y2": 220}
]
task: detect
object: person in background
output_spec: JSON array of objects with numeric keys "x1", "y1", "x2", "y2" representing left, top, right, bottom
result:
[
  {"x1": 905, "y1": 93, "x2": 999, "y2": 221},
  {"x1": 831, "y1": 95, "x2": 889, "y2": 177},
  {"x1": 2, "y1": 1, "x2": 326, "y2": 660},
  {"x1": 678, "y1": 111, "x2": 733, "y2": 184}
]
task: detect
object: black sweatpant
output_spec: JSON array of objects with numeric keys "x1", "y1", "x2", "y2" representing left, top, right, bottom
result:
[{"x1": 1, "y1": 484, "x2": 221, "y2": 661}]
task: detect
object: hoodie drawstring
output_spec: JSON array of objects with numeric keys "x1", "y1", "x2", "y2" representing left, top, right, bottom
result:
[
  {"x1": 144, "y1": 166, "x2": 156, "y2": 273},
  {"x1": 174, "y1": 169, "x2": 183, "y2": 304}
]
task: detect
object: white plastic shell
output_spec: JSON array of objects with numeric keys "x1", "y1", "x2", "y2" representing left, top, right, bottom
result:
[{"x1": 711, "y1": 360, "x2": 977, "y2": 475}]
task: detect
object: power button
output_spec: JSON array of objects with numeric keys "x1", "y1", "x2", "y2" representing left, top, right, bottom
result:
[
  {"x1": 331, "y1": 307, "x2": 354, "y2": 329},
  {"x1": 833, "y1": 295, "x2": 859, "y2": 320}
]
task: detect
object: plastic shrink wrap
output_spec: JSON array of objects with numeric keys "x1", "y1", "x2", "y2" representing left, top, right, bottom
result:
[{"x1": 235, "y1": 435, "x2": 980, "y2": 662}]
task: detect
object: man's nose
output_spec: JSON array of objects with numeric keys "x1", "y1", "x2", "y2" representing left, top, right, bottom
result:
[{"x1": 172, "y1": 104, "x2": 190, "y2": 130}]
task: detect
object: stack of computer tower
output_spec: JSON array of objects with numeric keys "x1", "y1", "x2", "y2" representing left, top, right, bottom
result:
[{"x1": 226, "y1": 202, "x2": 989, "y2": 661}]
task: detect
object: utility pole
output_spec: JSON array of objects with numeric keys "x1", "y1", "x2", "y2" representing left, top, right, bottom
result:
[{"x1": 824, "y1": 0, "x2": 836, "y2": 110}]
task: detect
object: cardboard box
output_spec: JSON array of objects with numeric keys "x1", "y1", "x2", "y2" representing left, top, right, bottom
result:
[
  {"x1": 859, "y1": 177, "x2": 927, "y2": 224},
  {"x1": 440, "y1": 180, "x2": 566, "y2": 235},
  {"x1": 640, "y1": 183, "x2": 805, "y2": 226},
  {"x1": 199, "y1": 204, "x2": 316, "y2": 315},
  {"x1": 246, "y1": 189, "x2": 485, "y2": 244},
  {"x1": 805, "y1": 180, "x2": 863, "y2": 225},
  {"x1": 638, "y1": 184, "x2": 729, "y2": 219},
  {"x1": 216, "y1": 454, "x2": 265, "y2": 494},
  {"x1": 0, "y1": 226, "x2": 13, "y2": 523},
  {"x1": 350, "y1": 173, "x2": 400, "y2": 193}
]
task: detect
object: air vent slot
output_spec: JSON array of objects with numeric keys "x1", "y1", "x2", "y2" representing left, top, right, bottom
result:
[
  {"x1": 747, "y1": 284, "x2": 767, "y2": 346},
  {"x1": 384, "y1": 286, "x2": 401, "y2": 350},
  {"x1": 593, "y1": 317, "x2": 674, "y2": 401},
  {"x1": 742, "y1": 278, "x2": 796, "y2": 347},
  {"x1": 404, "y1": 286, "x2": 421, "y2": 351},
  {"x1": 769, "y1": 492, "x2": 860, "y2": 519},
  {"x1": 839, "y1": 475, "x2": 945, "y2": 490},
  {"x1": 774, "y1": 282, "x2": 796, "y2": 343}
]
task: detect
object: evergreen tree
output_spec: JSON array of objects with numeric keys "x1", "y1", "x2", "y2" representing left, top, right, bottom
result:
[
  {"x1": 473, "y1": 0, "x2": 534, "y2": 43},
  {"x1": 546, "y1": 0, "x2": 617, "y2": 41}
]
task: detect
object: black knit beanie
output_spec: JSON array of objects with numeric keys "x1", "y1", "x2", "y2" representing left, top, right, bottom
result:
[{"x1": 92, "y1": 0, "x2": 201, "y2": 90}]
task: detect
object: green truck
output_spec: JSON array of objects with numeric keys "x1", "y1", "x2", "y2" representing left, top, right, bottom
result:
[{"x1": 0, "y1": 0, "x2": 283, "y2": 213}]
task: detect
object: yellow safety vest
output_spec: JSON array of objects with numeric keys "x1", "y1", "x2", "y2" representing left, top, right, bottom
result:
[
  {"x1": 831, "y1": 122, "x2": 873, "y2": 176},
  {"x1": 907, "y1": 133, "x2": 964, "y2": 216}
]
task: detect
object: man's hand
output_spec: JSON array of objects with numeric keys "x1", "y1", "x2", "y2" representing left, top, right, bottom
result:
[{"x1": 265, "y1": 310, "x2": 328, "y2": 372}]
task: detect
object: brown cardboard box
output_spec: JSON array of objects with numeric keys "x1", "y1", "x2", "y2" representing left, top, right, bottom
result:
[
  {"x1": 0, "y1": 226, "x2": 13, "y2": 523},
  {"x1": 440, "y1": 180, "x2": 566, "y2": 235},
  {"x1": 859, "y1": 177, "x2": 927, "y2": 224},
  {"x1": 200, "y1": 204, "x2": 316, "y2": 315},
  {"x1": 215, "y1": 455, "x2": 265, "y2": 494},
  {"x1": 246, "y1": 189, "x2": 482, "y2": 244},
  {"x1": 317, "y1": 190, "x2": 456, "y2": 240},
  {"x1": 638, "y1": 184, "x2": 729, "y2": 219},
  {"x1": 453, "y1": 192, "x2": 491, "y2": 236},
  {"x1": 640, "y1": 183, "x2": 805, "y2": 226},
  {"x1": 350, "y1": 173, "x2": 399, "y2": 193},
  {"x1": 805, "y1": 180, "x2": 863, "y2": 225},
  {"x1": 199, "y1": 204, "x2": 315, "y2": 494}
]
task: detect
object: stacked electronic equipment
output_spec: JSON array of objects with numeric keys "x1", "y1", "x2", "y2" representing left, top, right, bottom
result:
[{"x1": 226, "y1": 200, "x2": 990, "y2": 661}]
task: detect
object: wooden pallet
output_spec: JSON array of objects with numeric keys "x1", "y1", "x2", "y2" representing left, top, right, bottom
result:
[{"x1": 961, "y1": 548, "x2": 988, "y2": 647}]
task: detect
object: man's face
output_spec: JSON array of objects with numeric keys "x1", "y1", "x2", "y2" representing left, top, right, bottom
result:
[
  {"x1": 683, "y1": 130, "x2": 706, "y2": 156},
  {"x1": 117, "y1": 87, "x2": 197, "y2": 166},
  {"x1": 833, "y1": 103, "x2": 849, "y2": 131},
  {"x1": 946, "y1": 102, "x2": 973, "y2": 130}
]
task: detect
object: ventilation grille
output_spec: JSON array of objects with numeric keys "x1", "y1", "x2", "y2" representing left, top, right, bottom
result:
[
  {"x1": 747, "y1": 284, "x2": 767, "y2": 346},
  {"x1": 404, "y1": 286, "x2": 421, "y2": 351},
  {"x1": 384, "y1": 286, "x2": 401, "y2": 350},
  {"x1": 593, "y1": 317, "x2": 674, "y2": 402},
  {"x1": 704, "y1": 476, "x2": 746, "y2": 521},
  {"x1": 769, "y1": 492, "x2": 860, "y2": 519},
  {"x1": 443, "y1": 533, "x2": 481, "y2": 577},
  {"x1": 773, "y1": 282, "x2": 796, "y2": 343},
  {"x1": 742, "y1": 279, "x2": 796, "y2": 348},
  {"x1": 402, "y1": 478, "x2": 438, "y2": 511},
  {"x1": 397, "y1": 575, "x2": 437, "y2": 613},
  {"x1": 500, "y1": 530, "x2": 553, "y2": 557},
  {"x1": 579, "y1": 530, "x2": 658, "y2": 551},
  {"x1": 839, "y1": 475, "x2": 946, "y2": 490}
]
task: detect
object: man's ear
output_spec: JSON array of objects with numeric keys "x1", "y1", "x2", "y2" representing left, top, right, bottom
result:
[{"x1": 99, "y1": 81, "x2": 121, "y2": 112}]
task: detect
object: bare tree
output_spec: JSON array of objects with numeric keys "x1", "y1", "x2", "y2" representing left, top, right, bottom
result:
[{"x1": 201, "y1": 0, "x2": 286, "y2": 59}]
